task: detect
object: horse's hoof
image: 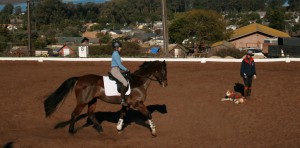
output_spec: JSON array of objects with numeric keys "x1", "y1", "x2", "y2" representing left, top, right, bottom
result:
[
  {"x1": 151, "y1": 129, "x2": 156, "y2": 137},
  {"x1": 151, "y1": 133, "x2": 157, "y2": 137},
  {"x1": 116, "y1": 125, "x2": 123, "y2": 131},
  {"x1": 117, "y1": 130, "x2": 123, "y2": 134},
  {"x1": 93, "y1": 125, "x2": 103, "y2": 133},
  {"x1": 116, "y1": 119, "x2": 124, "y2": 131},
  {"x1": 68, "y1": 130, "x2": 76, "y2": 135}
]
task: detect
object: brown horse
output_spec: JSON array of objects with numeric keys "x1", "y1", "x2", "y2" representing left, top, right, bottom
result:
[{"x1": 44, "y1": 60, "x2": 167, "y2": 136}]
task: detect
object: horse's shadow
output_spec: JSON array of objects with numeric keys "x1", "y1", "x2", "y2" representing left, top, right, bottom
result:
[
  {"x1": 54, "y1": 104, "x2": 167, "y2": 132},
  {"x1": 234, "y1": 83, "x2": 245, "y2": 96}
]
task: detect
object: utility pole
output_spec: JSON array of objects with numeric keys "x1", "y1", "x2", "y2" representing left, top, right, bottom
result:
[
  {"x1": 27, "y1": 0, "x2": 31, "y2": 56},
  {"x1": 161, "y1": 0, "x2": 168, "y2": 57}
]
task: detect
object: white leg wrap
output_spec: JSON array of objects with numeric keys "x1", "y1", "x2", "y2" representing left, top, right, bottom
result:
[
  {"x1": 116, "y1": 119, "x2": 124, "y2": 131},
  {"x1": 149, "y1": 119, "x2": 157, "y2": 136},
  {"x1": 149, "y1": 119, "x2": 156, "y2": 129}
]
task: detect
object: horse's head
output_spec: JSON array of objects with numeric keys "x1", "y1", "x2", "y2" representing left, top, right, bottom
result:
[
  {"x1": 154, "y1": 60, "x2": 168, "y2": 87},
  {"x1": 133, "y1": 60, "x2": 168, "y2": 87}
]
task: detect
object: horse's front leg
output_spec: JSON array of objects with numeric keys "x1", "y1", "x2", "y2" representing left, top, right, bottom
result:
[
  {"x1": 134, "y1": 101, "x2": 157, "y2": 137},
  {"x1": 117, "y1": 105, "x2": 129, "y2": 131}
]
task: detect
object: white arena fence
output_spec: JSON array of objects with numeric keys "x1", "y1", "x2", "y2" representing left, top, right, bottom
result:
[{"x1": 0, "y1": 57, "x2": 300, "y2": 63}]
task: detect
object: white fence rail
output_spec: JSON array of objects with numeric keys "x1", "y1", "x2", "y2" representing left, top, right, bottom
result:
[{"x1": 0, "y1": 57, "x2": 299, "y2": 63}]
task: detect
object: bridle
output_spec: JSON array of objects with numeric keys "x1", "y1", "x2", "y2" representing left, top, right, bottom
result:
[
  {"x1": 131, "y1": 73, "x2": 160, "y2": 81},
  {"x1": 131, "y1": 68, "x2": 166, "y2": 83},
  {"x1": 129, "y1": 62, "x2": 167, "y2": 85}
]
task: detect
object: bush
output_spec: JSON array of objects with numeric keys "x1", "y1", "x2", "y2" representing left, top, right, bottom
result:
[
  {"x1": 87, "y1": 41, "x2": 142, "y2": 57},
  {"x1": 88, "y1": 44, "x2": 111, "y2": 57},
  {"x1": 122, "y1": 42, "x2": 141, "y2": 56},
  {"x1": 215, "y1": 48, "x2": 246, "y2": 58}
]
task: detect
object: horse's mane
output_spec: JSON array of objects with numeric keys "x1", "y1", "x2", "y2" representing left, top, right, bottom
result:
[
  {"x1": 130, "y1": 61, "x2": 165, "y2": 87},
  {"x1": 134, "y1": 61, "x2": 157, "y2": 74}
]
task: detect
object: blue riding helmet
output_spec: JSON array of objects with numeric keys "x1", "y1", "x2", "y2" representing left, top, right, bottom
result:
[{"x1": 112, "y1": 41, "x2": 122, "y2": 48}]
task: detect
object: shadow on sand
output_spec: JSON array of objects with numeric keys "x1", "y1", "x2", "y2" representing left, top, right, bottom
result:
[
  {"x1": 54, "y1": 104, "x2": 167, "y2": 132},
  {"x1": 234, "y1": 83, "x2": 245, "y2": 96}
]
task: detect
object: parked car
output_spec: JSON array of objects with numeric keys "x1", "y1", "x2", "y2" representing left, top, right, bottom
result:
[{"x1": 246, "y1": 48, "x2": 266, "y2": 57}]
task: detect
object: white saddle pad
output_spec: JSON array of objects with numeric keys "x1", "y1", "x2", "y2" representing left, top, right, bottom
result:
[{"x1": 103, "y1": 76, "x2": 131, "y2": 96}]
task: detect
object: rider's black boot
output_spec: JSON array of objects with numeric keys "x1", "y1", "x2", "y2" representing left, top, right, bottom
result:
[
  {"x1": 247, "y1": 88, "x2": 251, "y2": 99},
  {"x1": 120, "y1": 85, "x2": 128, "y2": 106},
  {"x1": 244, "y1": 88, "x2": 248, "y2": 99}
]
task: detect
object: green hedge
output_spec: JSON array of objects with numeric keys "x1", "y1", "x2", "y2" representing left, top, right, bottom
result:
[
  {"x1": 87, "y1": 42, "x2": 142, "y2": 57},
  {"x1": 215, "y1": 48, "x2": 246, "y2": 58}
]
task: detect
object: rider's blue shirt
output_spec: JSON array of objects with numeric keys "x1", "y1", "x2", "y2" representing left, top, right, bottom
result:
[{"x1": 111, "y1": 50, "x2": 128, "y2": 71}]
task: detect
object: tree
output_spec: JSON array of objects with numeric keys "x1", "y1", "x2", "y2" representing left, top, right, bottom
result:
[
  {"x1": 14, "y1": 6, "x2": 22, "y2": 15},
  {"x1": 288, "y1": 0, "x2": 300, "y2": 11},
  {"x1": 33, "y1": 37, "x2": 47, "y2": 49},
  {"x1": 266, "y1": 0, "x2": 286, "y2": 8},
  {"x1": 169, "y1": 9, "x2": 230, "y2": 52},
  {"x1": 267, "y1": 10, "x2": 285, "y2": 31},
  {"x1": 0, "y1": 13, "x2": 10, "y2": 24},
  {"x1": 0, "y1": 3, "x2": 14, "y2": 24},
  {"x1": 97, "y1": 32, "x2": 111, "y2": 44},
  {"x1": 1, "y1": 3, "x2": 14, "y2": 14},
  {"x1": 0, "y1": 25, "x2": 11, "y2": 50},
  {"x1": 237, "y1": 12, "x2": 262, "y2": 27}
]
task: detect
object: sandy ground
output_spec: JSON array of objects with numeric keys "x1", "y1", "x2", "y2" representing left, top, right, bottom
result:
[{"x1": 0, "y1": 61, "x2": 299, "y2": 148}]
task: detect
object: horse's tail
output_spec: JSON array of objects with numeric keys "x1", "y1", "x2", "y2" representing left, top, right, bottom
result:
[{"x1": 44, "y1": 77, "x2": 78, "y2": 117}]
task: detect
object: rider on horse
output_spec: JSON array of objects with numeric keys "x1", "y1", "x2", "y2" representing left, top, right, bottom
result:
[{"x1": 110, "y1": 40, "x2": 130, "y2": 106}]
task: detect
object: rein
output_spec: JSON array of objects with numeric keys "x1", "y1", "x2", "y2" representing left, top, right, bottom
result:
[{"x1": 131, "y1": 73, "x2": 158, "y2": 81}]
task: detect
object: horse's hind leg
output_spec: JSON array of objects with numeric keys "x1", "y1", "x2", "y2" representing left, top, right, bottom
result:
[
  {"x1": 87, "y1": 98, "x2": 103, "y2": 132},
  {"x1": 69, "y1": 103, "x2": 86, "y2": 134},
  {"x1": 134, "y1": 101, "x2": 157, "y2": 137}
]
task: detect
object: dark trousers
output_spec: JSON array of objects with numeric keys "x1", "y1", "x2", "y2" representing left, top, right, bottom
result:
[
  {"x1": 243, "y1": 76, "x2": 253, "y2": 97},
  {"x1": 243, "y1": 76, "x2": 253, "y2": 88}
]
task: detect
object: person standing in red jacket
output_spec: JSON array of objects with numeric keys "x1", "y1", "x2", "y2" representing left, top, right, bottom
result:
[{"x1": 240, "y1": 50, "x2": 257, "y2": 99}]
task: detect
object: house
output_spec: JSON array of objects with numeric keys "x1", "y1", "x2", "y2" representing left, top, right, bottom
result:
[
  {"x1": 120, "y1": 27, "x2": 134, "y2": 34},
  {"x1": 166, "y1": 44, "x2": 192, "y2": 58},
  {"x1": 57, "y1": 45, "x2": 75, "y2": 57},
  {"x1": 153, "y1": 21, "x2": 163, "y2": 30},
  {"x1": 81, "y1": 37, "x2": 89, "y2": 44},
  {"x1": 6, "y1": 24, "x2": 18, "y2": 31},
  {"x1": 35, "y1": 48, "x2": 53, "y2": 57},
  {"x1": 109, "y1": 30, "x2": 124, "y2": 39},
  {"x1": 84, "y1": 23, "x2": 100, "y2": 31},
  {"x1": 9, "y1": 46, "x2": 28, "y2": 57},
  {"x1": 256, "y1": 11, "x2": 266, "y2": 19},
  {"x1": 208, "y1": 41, "x2": 235, "y2": 57},
  {"x1": 82, "y1": 31, "x2": 101, "y2": 39},
  {"x1": 56, "y1": 37, "x2": 83, "y2": 44},
  {"x1": 131, "y1": 30, "x2": 152, "y2": 43},
  {"x1": 226, "y1": 25, "x2": 238, "y2": 30},
  {"x1": 228, "y1": 23, "x2": 290, "y2": 50},
  {"x1": 268, "y1": 37, "x2": 300, "y2": 58}
]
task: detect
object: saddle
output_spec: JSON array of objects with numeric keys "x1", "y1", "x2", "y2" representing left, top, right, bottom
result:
[{"x1": 107, "y1": 72, "x2": 130, "y2": 93}]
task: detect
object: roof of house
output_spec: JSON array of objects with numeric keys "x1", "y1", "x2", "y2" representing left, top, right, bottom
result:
[
  {"x1": 229, "y1": 23, "x2": 290, "y2": 41},
  {"x1": 168, "y1": 44, "x2": 192, "y2": 53},
  {"x1": 56, "y1": 37, "x2": 83, "y2": 44},
  {"x1": 82, "y1": 31, "x2": 100, "y2": 38},
  {"x1": 211, "y1": 40, "x2": 235, "y2": 48},
  {"x1": 110, "y1": 30, "x2": 122, "y2": 34},
  {"x1": 57, "y1": 45, "x2": 74, "y2": 52}
]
